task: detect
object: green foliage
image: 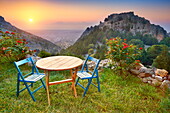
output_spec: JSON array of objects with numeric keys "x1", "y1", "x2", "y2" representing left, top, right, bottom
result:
[
  {"x1": 88, "y1": 48, "x2": 94, "y2": 55},
  {"x1": 106, "y1": 37, "x2": 143, "y2": 73},
  {"x1": 0, "y1": 64, "x2": 169, "y2": 112},
  {"x1": 94, "y1": 45, "x2": 107, "y2": 60},
  {"x1": 38, "y1": 50, "x2": 51, "y2": 58},
  {"x1": 152, "y1": 49, "x2": 170, "y2": 72},
  {"x1": 88, "y1": 43, "x2": 94, "y2": 49},
  {"x1": 160, "y1": 37, "x2": 170, "y2": 47},
  {"x1": 0, "y1": 30, "x2": 34, "y2": 63},
  {"x1": 146, "y1": 45, "x2": 169, "y2": 65},
  {"x1": 128, "y1": 39, "x2": 144, "y2": 48},
  {"x1": 64, "y1": 27, "x2": 158, "y2": 58}
]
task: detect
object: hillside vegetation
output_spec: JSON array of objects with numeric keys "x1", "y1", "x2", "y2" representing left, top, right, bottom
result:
[
  {"x1": 63, "y1": 12, "x2": 170, "y2": 70},
  {"x1": 0, "y1": 63, "x2": 169, "y2": 112}
]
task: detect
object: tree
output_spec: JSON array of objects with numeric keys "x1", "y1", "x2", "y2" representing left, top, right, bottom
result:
[
  {"x1": 146, "y1": 45, "x2": 169, "y2": 65},
  {"x1": 160, "y1": 37, "x2": 170, "y2": 47},
  {"x1": 128, "y1": 39, "x2": 144, "y2": 48},
  {"x1": 152, "y1": 50, "x2": 170, "y2": 72}
]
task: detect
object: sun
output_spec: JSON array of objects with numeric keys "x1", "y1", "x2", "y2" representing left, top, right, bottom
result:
[{"x1": 29, "y1": 18, "x2": 33, "y2": 22}]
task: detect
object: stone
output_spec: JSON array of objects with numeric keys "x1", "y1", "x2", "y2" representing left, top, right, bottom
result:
[
  {"x1": 155, "y1": 69, "x2": 168, "y2": 77},
  {"x1": 152, "y1": 74, "x2": 155, "y2": 78},
  {"x1": 138, "y1": 73, "x2": 151, "y2": 78},
  {"x1": 139, "y1": 67, "x2": 155, "y2": 75},
  {"x1": 168, "y1": 75, "x2": 170, "y2": 80},
  {"x1": 139, "y1": 67, "x2": 147, "y2": 73},
  {"x1": 135, "y1": 63, "x2": 144, "y2": 70},
  {"x1": 148, "y1": 81, "x2": 152, "y2": 84},
  {"x1": 146, "y1": 77, "x2": 152, "y2": 81},
  {"x1": 130, "y1": 69, "x2": 140, "y2": 75},
  {"x1": 138, "y1": 73, "x2": 146, "y2": 78},
  {"x1": 163, "y1": 77, "x2": 168, "y2": 80},
  {"x1": 160, "y1": 80, "x2": 170, "y2": 89},
  {"x1": 142, "y1": 78, "x2": 148, "y2": 83},
  {"x1": 155, "y1": 76, "x2": 163, "y2": 82},
  {"x1": 152, "y1": 79, "x2": 162, "y2": 87}
]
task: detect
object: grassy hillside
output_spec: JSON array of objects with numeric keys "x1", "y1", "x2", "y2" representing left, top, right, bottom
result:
[{"x1": 0, "y1": 63, "x2": 169, "y2": 112}]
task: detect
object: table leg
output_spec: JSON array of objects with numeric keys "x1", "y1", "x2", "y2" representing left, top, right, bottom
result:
[
  {"x1": 70, "y1": 69, "x2": 74, "y2": 90},
  {"x1": 45, "y1": 70, "x2": 50, "y2": 105},
  {"x1": 72, "y1": 67, "x2": 78, "y2": 97}
]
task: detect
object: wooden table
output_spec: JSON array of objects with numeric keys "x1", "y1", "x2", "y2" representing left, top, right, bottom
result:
[{"x1": 36, "y1": 56, "x2": 83, "y2": 105}]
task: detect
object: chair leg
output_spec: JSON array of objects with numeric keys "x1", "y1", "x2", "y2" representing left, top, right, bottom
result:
[
  {"x1": 31, "y1": 83, "x2": 33, "y2": 87},
  {"x1": 17, "y1": 80, "x2": 20, "y2": 97},
  {"x1": 96, "y1": 77, "x2": 100, "y2": 92},
  {"x1": 83, "y1": 79, "x2": 92, "y2": 97},
  {"x1": 75, "y1": 77, "x2": 80, "y2": 86},
  {"x1": 24, "y1": 82, "x2": 36, "y2": 101},
  {"x1": 40, "y1": 79, "x2": 46, "y2": 90}
]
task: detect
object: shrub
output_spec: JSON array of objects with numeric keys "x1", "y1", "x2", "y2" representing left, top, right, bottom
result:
[
  {"x1": 106, "y1": 37, "x2": 143, "y2": 74},
  {"x1": 0, "y1": 30, "x2": 34, "y2": 63},
  {"x1": 38, "y1": 50, "x2": 51, "y2": 58}
]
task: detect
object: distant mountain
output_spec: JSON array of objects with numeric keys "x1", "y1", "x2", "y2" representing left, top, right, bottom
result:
[
  {"x1": 81, "y1": 12, "x2": 167, "y2": 41},
  {"x1": 64, "y1": 12, "x2": 168, "y2": 58},
  {"x1": 0, "y1": 16, "x2": 61, "y2": 54}
]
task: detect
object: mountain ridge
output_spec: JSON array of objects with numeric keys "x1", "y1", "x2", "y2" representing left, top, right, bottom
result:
[
  {"x1": 81, "y1": 12, "x2": 167, "y2": 42},
  {"x1": 0, "y1": 16, "x2": 61, "y2": 54},
  {"x1": 64, "y1": 12, "x2": 169, "y2": 57}
]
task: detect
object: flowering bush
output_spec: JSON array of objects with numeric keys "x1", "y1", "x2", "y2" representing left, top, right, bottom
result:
[
  {"x1": 106, "y1": 37, "x2": 143, "y2": 73},
  {"x1": 0, "y1": 30, "x2": 34, "y2": 63}
]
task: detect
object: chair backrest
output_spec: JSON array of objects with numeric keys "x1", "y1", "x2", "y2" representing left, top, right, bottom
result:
[
  {"x1": 81, "y1": 55, "x2": 101, "y2": 77},
  {"x1": 14, "y1": 57, "x2": 39, "y2": 79}
]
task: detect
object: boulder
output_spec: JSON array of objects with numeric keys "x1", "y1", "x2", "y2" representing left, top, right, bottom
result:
[
  {"x1": 130, "y1": 69, "x2": 140, "y2": 75},
  {"x1": 135, "y1": 63, "x2": 144, "y2": 70},
  {"x1": 155, "y1": 76, "x2": 163, "y2": 82},
  {"x1": 160, "y1": 80, "x2": 170, "y2": 89},
  {"x1": 138, "y1": 73, "x2": 152, "y2": 78},
  {"x1": 151, "y1": 79, "x2": 162, "y2": 87},
  {"x1": 168, "y1": 75, "x2": 170, "y2": 80},
  {"x1": 155, "y1": 69, "x2": 168, "y2": 77},
  {"x1": 142, "y1": 78, "x2": 148, "y2": 83},
  {"x1": 139, "y1": 67, "x2": 155, "y2": 75}
]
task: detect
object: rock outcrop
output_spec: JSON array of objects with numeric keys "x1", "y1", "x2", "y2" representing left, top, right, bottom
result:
[
  {"x1": 0, "y1": 16, "x2": 61, "y2": 54},
  {"x1": 82, "y1": 12, "x2": 167, "y2": 42}
]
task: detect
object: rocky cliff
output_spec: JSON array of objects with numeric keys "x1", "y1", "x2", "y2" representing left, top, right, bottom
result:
[
  {"x1": 64, "y1": 12, "x2": 168, "y2": 57},
  {"x1": 0, "y1": 16, "x2": 61, "y2": 54},
  {"x1": 82, "y1": 12, "x2": 167, "y2": 42}
]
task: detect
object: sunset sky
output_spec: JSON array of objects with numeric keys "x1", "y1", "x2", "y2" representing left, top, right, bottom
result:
[{"x1": 0, "y1": 0, "x2": 170, "y2": 32}]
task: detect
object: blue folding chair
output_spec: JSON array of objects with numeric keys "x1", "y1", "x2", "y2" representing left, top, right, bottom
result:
[
  {"x1": 14, "y1": 57, "x2": 46, "y2": 101},
  {"x1": 75, "y1": 55, "x2": 101, "y2": 97}
]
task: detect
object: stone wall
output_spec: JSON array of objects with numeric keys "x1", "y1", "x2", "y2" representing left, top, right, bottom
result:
[
  {"x1": 130, "y1": 64, "x2": 170, "y2": 90},
  {"x1": 87, "y1": 59, "x2": 170, "y2": 90}
]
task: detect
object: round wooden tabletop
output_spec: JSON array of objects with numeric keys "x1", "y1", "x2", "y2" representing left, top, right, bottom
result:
[{"x1": 36, "y1": 56, "x2": 83, "y2": 71}]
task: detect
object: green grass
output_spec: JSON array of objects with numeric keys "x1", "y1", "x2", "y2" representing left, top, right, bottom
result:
[{"x1": 0, "y1": 63, "x2": 170, "y2": 113}]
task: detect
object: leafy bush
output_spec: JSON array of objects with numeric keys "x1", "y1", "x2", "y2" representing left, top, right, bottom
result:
[
  {"x1": 0, "y1": 30, "x2": 34, "y2": 63},
  {"x1": 106, "y1": 37, "x2": 143, "y2": 73},
  {"x1": 38, "y1": 50, "x2": 51, "y2": 58}
]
